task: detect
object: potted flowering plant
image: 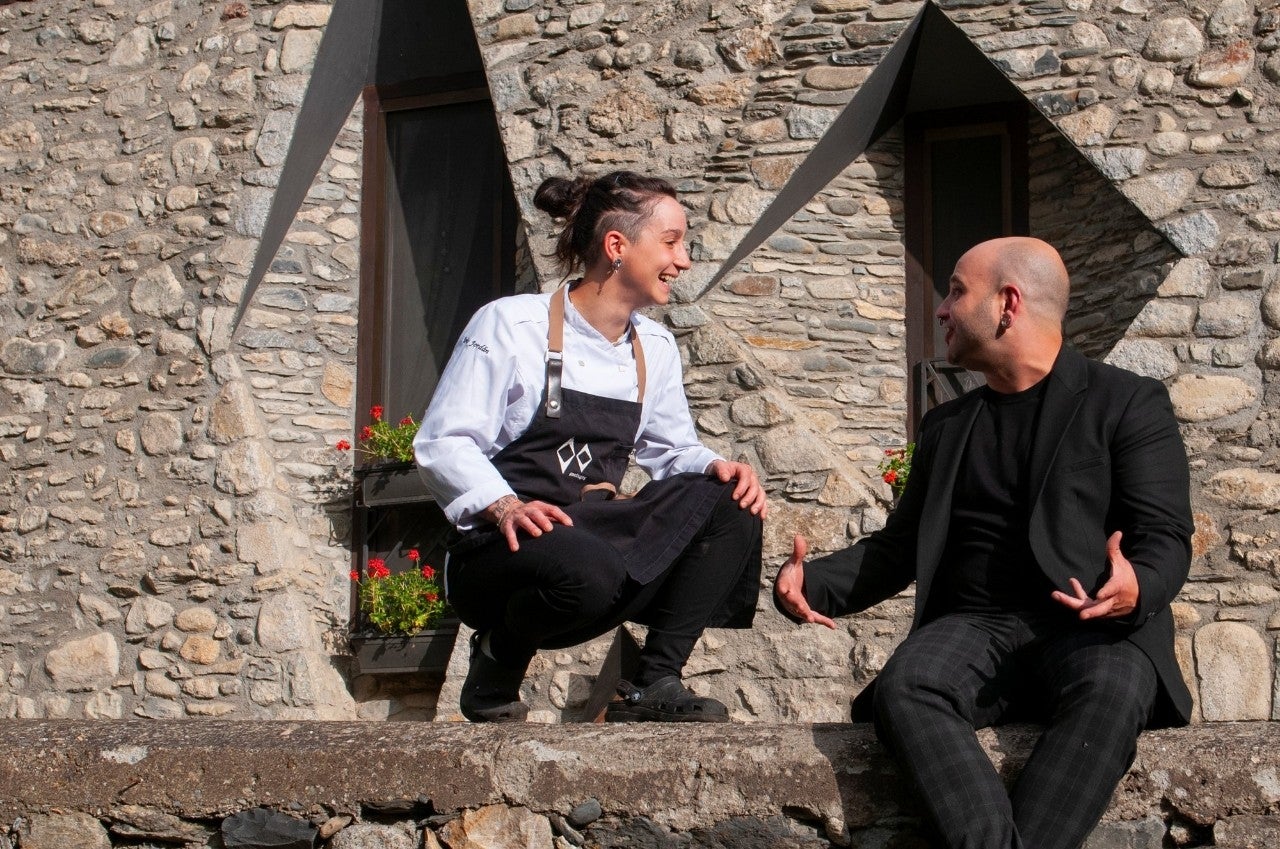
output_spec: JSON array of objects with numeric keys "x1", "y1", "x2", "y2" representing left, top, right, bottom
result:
[
  {"x1": 335, "y1": 404, "x2": 417, "y2": 463},
  {"x1": 354, "y1": 549, "x2": 447, "y2": 633},
  {"x1": 349, "y1": 548, "x2": 458, "y2": 675},
  {"x1": 877, "y1": 443, "x2": 914, "y2": 499},
  {"x1": 336, "y1": 405, "x2": 430, "y2": 506}
]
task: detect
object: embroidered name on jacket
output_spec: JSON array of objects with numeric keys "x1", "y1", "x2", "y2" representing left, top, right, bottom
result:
[
  {"x1": 458, "y1": 335, "x2": 490, "y2": 355},
  {"x1": 556, "y1": 438, "x2": 593, "y2": 480}
]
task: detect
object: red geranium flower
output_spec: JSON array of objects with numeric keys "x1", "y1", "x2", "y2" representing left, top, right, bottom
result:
[
  {"x1": 399, "y1": 416, "x2": 414, "y2": 427},
  {"x1": 359, "y1": 425, "x2": 373, "y2": 442},
  {"x1": 421, "y1": 564, "x2": 435, "y2": 580},
  {"x1": 335, "y1": 439, "x2": 351, "y2": 451},
  {"x1": 424, "y1": 590, "x2": 439, "y2": 602},
  {"x1": 406, "y1": 549, "x2": 420, "y2": 562},
  {"x1": 370, "y1": 405, "x2": 383, "y2": 421},
  {"x1": 883, "y1": 470, "x2": 897, "y2": 484},
  {"x1": 367, "y1": 557, "x2": 389, "y2": 579},
  {"x1": 349, "y1": 569, "x2": 360, "y2": 581}
]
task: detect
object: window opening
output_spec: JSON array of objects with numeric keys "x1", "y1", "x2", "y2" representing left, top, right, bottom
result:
[
  {"x1": 352, "y1": 82, "x2": 519, "y2": 633},
  {"x1": 904, "y1": 105, "x2": 1028, "y2": 431},
  {"x1": 357, "y1": 86, "x2": 518, "y2": 426}
]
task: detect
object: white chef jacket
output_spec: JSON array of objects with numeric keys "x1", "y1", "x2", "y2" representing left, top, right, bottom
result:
[{"x1": 414, "y1": 287, "x2": 722, "y2": 530}]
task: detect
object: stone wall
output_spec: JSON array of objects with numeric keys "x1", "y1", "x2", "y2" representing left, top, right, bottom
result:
[
  {"x1": 4, "y1": 720, "x2": 1280, "y2": 848},
  {"x1": 463, "y1": 0, "x2": 1280, "y2": 723},
  {"x1": 0, "y1": 0, "x2": 1278, "y2": 725},
  {"x1": 0, "y1": 0, "x2": 362, "y2": 720}
]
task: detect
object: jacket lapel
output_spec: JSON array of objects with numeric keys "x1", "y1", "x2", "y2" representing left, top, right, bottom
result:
[{"x1": 1027, "y1": 347, "x2": 1089, "y2": 510}]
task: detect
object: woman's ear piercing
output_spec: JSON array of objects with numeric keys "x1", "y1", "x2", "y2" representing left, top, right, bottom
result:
[{"x1": 999, "y1": 314, "x2": 1011, "y2": 329}]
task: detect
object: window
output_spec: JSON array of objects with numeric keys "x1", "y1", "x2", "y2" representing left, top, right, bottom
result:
[
  {"x1": 351, "y1": 81, "x2": 519, "y2": 628},
  {"x1": 358, "y1": 83, "x2": 519, "y2": 427},
  {"x1": 904, "y1": 104, "x2": 1028, "y2": 430}
]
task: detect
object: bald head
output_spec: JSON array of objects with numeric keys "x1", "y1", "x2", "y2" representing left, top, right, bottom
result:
[
  {"x1": 942, "y1": 236, "x2": 1068, "y2": 390},
  {"x1": 977, "y1": 236, "x2": 1070, "y2": 323}
]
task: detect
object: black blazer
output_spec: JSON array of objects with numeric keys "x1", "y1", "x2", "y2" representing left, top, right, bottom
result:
[{"x1": 802, "y1": 347, "x2": 1194, "y2": 727}]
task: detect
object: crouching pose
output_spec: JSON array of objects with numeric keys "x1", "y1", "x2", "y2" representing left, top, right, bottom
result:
[
  {"x1": 776, "y1": 237, "x2": 1193, "y2": 848},
  {"x1": 416, "y1": 171, "x2": 765, "y2": 723}
]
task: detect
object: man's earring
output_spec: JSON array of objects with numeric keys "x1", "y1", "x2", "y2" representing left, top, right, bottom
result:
[
  {"x1": 611, "y1": 257, "x2": 623, "y2": 273},
  {"x1": 999, "y1": 314, "x2": 1011, "y2": 329}
]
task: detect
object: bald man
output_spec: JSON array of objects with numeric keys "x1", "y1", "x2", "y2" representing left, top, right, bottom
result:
[{"x1": 776, "y1": 238, "x2": 1193, "y2": 849}]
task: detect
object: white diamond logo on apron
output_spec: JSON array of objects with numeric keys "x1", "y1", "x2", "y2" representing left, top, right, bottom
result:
[
  {"x1": 556, "y1": 438, "x2": 593, "y2": 479},
  {"x1": 454, "y1": 285, "x2": 760, "y2": 601}
]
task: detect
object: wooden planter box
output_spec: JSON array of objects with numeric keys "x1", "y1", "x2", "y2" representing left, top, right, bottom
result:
[
  {"x1": 350, "y1": 464, "x2": 458, "y2": 677},
  {"x1": 357, "y1": 461, "x2": 433, "y2": 507},
  {"x1": 349, "y1": 621, "x2": 461, "y2": 675}
]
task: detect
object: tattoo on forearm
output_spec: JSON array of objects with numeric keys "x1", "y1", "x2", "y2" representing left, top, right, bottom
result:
[{"x1": 488, "y1": 495, "x2": 521, "y2": 525}]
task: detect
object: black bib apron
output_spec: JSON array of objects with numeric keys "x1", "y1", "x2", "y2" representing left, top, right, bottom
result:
[{"x1": 450, "y1": 285, "x2": 757, "y2": 607}]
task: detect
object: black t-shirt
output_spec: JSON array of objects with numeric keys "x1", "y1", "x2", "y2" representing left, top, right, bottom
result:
[{"x1": 930, "y1": 377, "x2": 1057, "y2": 617}]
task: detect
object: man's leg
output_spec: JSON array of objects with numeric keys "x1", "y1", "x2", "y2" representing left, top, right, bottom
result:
[
  {"x1": 871, "y1": 613, "x2": 1024, "y2": 849},
  {"x1": 1011, "y1": 629, "x2": 1157, "y2": 849}
]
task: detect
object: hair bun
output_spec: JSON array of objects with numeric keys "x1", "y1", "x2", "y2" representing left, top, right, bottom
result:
[{"x1": 533, "y1": 176, "x2": 591, "y2": 219}]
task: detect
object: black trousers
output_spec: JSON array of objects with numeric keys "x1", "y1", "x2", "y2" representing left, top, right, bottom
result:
[
  {"x1": 445, "y1": 481, "x2": 761, "y2": 686},
  {"x1": 871, "y1": 610, "x2": 1157, "y2": 849}
]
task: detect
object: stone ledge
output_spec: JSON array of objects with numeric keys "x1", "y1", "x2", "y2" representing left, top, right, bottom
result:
[{"x1": 3, "y1": 721, "x2": 1279, "y2": 845}]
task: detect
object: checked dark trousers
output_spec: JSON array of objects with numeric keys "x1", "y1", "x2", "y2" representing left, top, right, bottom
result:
[{"x1": 871, "y1": 610, "x2": 1157, "y2": 849}]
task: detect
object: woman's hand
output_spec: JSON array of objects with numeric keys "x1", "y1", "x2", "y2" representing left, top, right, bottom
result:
[
  {"x1": 484, "y1": 495, "x2": 573, "y2": 552},
  {"x1": 706, "y1": 459, "x2": 768, "y2": 518}
]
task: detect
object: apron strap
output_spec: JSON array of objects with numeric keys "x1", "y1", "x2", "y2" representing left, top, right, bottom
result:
[
  {"x1": 545, "y1": 284, "x2": 647, "y2": 419},
  {"x1": 632, "y1": 327, "x2": 647, "y2": 403},
  {"x1": 546, "y1": 287, "x2": 566, "y2": 419}
]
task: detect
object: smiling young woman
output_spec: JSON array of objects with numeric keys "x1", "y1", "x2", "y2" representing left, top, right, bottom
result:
[{"x1": 413, "y1": 171, "x2": 768, "y2": 724}]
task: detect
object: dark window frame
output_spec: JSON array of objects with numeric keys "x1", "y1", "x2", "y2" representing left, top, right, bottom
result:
[
  {"x1": 351, "y1": 75, "x2": 518, "y2": 625},
  {"x1": 903, "y1": 103, "x2": 1029, "y2": 433},
  {"x1": 356, "y1": 74, "x2": 516, "y2": 438}
]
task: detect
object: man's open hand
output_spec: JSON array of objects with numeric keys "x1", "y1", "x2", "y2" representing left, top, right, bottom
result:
[
  {"x1": 1051, "y1": 531, "x2": 1139, "y2": 620},
  {"x1": 774, "y1": 534, "x2": 836, "y2": 629}
]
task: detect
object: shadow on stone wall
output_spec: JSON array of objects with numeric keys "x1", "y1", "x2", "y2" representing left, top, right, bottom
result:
[{"x1": 1027, "y1": 109, "x2": 1184, "y2": 361}]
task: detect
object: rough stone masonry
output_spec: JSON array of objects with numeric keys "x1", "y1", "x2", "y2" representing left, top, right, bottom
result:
[
  {"x1": 3, "y1": 720, "x2": 1280, "y2": 848},
  {"x1": 0, "y1": 0, "x2": 1277, "y2": 730}
]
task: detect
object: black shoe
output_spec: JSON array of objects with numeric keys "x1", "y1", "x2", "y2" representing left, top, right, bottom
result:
[
  {"x1": 459, "y1": 631, "x2": 530, "y2": 723},
  {"x1": 604, "y1": 676, "x2": 729, "y2": 723}
]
